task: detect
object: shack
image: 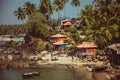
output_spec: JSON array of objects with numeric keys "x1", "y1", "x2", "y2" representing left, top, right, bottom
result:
[
  {"x1": 107, "y1": 43, "x2": 120, "y2": 67},
  {"x1": 76, "y1": 42, "x2": 98, "y2": 56}
]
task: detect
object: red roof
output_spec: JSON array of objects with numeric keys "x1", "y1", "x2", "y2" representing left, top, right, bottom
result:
[
  {"x1": 76, "y1": 42, "x2": 97, "y2": 48},
  {"x1": 64, "y1": 22, "x2": 72, "y2": 26},
  {"x1": 51, "y1": 34, "x2": 67, "y2": 38}
]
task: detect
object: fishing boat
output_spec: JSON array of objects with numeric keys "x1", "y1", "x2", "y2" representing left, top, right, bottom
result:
[
  {"x1": 22, "y1": 72, "x2": 40, "y2": 78},
  {"x1": 86, "y1": 65, "x2": 108, "y2": 72},
  {"x1": 107, "y1": 43, "x2": 120, "y2": 68}
]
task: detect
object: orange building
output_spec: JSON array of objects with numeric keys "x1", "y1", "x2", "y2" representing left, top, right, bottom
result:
[
  {"x1": 76, "y1": 42, "x2": 98, "y2": 55},
  {"x1": 50, "y1": 34, "x2": 68, "y2": 50},
  {"x1": 50, "y1": 34, "x2": 67, "y2": 42}
]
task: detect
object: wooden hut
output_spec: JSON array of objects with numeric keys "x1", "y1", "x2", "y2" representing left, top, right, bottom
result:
[
  {"x1": 107, "y1": 43, "x2": 120, "y2": 67},
  {"x1": 76, "y1": 42, "x2": 98, "y2": 56}
]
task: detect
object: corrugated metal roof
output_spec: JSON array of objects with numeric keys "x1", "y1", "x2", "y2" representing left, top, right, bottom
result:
[{"x1": 76, "y1": 42, "x2": 97, "y2": 48}]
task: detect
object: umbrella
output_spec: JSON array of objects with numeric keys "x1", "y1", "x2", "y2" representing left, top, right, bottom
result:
[{"x1": 59, "y1": 45, "x2": 67, "y2": 49}]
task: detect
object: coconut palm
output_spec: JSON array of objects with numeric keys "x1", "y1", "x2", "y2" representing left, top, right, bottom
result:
[
  {"x1": 39, "y1": 0, "x2": 53, "y2": 20},
  {"x1": 53, "y1": 0, "x2": 64, "y2": 20},
  {"x1": 24, "y1": 1, "x2": 36, "y2": 17},
  {"x1": 71, "y1": 0, "x2": 80, "y2": 15},
  {"x1": 71, "y1": 0, "x2": 80, "y2": 7},
  {"x1": 78, "y1": 0, "x2": 120, "y2": 49},
  {"x1": 62, "y1": 0, "x2": 68, "y2": 19},
  {"x1": 14, "y1": 7, "x2": 26, "y2": 23}
]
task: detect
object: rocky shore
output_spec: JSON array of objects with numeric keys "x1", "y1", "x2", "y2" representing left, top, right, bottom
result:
[{"x1": 0, "y1": 59, "x2": 30, "y2": 69}]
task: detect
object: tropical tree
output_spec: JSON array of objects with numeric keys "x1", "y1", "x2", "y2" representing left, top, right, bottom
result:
[
  {"x1": 24, "y1": 1, "x2": 36, "y2": 18},
  {"x1": 62, "y1": 0, "x2": 68, "y2": 19},
  {"x1": 53, "y1": 0, "x2": 64, "y2": 20},
  {"x1": 78, "y1": 0, "x2": 120, "y2": 49},
  {"x1": 71, "y1": 0, "x2": 80, "y2": 7},
  {"x1": 39, "y1": 0, "x2": 53, "y2": 20},
  {"x1": 26, "y1": 12, "x2": 50, "y2": 40},
  {"x1": 71, "y1": 0, "x2": 80, "y2": 15},
  {"x1": 14, "y1": 7, "x2": 26, "y2": 23}
]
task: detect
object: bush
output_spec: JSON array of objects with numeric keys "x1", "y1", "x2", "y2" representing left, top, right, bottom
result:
[
  {"x1": 11, "y1": 41, "x2": 18, "y2": 47},
  {"x1": 96, "y1": 49, "x2": 105, "y2": 56},
  {"x1": 35, "y1": 44, "x2": 46, "y2": 51}
]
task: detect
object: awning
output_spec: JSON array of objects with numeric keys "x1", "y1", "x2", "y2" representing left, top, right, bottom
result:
[{"x1": 58, "y1": 45, "x2": 67, "y2": 49}]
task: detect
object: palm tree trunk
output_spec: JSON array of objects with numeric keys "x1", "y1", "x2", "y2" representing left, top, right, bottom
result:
[
  {"x1": 58, "y1": 11, "x2": 60, "y2": 20},
  {"x1": 64, "y1": 5, "x2": 66, "y2": 19}
]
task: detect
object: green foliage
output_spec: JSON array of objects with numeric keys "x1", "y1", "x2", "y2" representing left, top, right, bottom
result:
[
  {"x1": 0, "y1": 24, "x2": 27, "y2": 35},
  {"x1": 64, "y1": 38, "x2": 73, "y2": 45},
  {"x1": 39, "y1": 0, "x2": 53, "y2": 17},
  {"x1": 35, "y1": 44, "x2": 46, "y2": 51},
  {"x1": 11, "y1": 41, "x2": 18, "y2": 47},
  {"x1": 105, "y1": 30, "x2": 112, "y2": 40},
  {"x1": 34, "y1": 38, "x2": 46, "y2": 51},
  {"x1": 26, "y1": 12, "x2": 50, "y2": 40},
  {"x1": 78, "y1": 0, "x2": 120, "y2": 49}
]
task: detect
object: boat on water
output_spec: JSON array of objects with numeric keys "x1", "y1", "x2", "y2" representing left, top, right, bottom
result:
[
  {"x1": 22, "y1": 72, "x2": 40, "y2": 78},
  {"x1": 86, "y1": 65, "x2": 108, "y2": 72}
]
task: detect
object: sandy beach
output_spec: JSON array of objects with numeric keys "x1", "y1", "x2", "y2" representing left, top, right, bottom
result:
[{"x1": 36, "y1": 53, "x2": 103, "y2": 66}]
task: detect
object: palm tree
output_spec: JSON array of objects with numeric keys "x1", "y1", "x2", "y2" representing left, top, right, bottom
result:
[
  {"x1": 71, "y1": 0, "x2": 80, "y2": 7},
  {"x1": 62, "y1": 0, "x2": 68, "y2": 19},
  {"x1": 53, "y1": 0, "x2": 64, "y2": 20},
  {"x1": 24, "y1": 1, "x2": 36, "y2": 18},
  {"x1": 71, "y1": 0, "x2": 80, "y2": 15},
  {"x1": 78, "y1": 0, "x2": 120, "y2": 49},
  {"x1": 14, "y1": 7, "x2": 26, "y2": 23},
  {"x1": 39, "y1": 0, "x2": 53, "y2": 20}
]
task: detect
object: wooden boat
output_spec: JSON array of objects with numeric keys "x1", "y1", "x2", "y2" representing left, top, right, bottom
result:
[
  {"x1": 86, "y1": 65, "x2": 108, "y2": 72},
  {"x1": 23, "y1": 72, "x2": 40, "y2": 78},
  {"x1": 93, "y1": 66, "x2": 108, "y2": 72}
]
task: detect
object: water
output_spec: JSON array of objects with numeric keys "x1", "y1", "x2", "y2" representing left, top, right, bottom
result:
[
  {"x1": 0, "y1": 65, "x2": 106, "y2": 80},
  {"x1": 0, "y1": 41, "x2": 6, "y2": 46},
  {"x1": 0, "y1": 70, "x2": 23, "y2": 80}
]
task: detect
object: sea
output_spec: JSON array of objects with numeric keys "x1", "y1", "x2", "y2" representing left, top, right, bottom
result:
[
  {"x1": 0, "y1": 65, "x2": 106, "y2": 80},
  {"x1": 0, "y1": 41, "x2": 6, "y2": 46}
]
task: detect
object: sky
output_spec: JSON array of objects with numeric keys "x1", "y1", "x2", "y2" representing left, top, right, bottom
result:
[{"x1": 0, "y1": 0, "x2": 93, "y2": 25}]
